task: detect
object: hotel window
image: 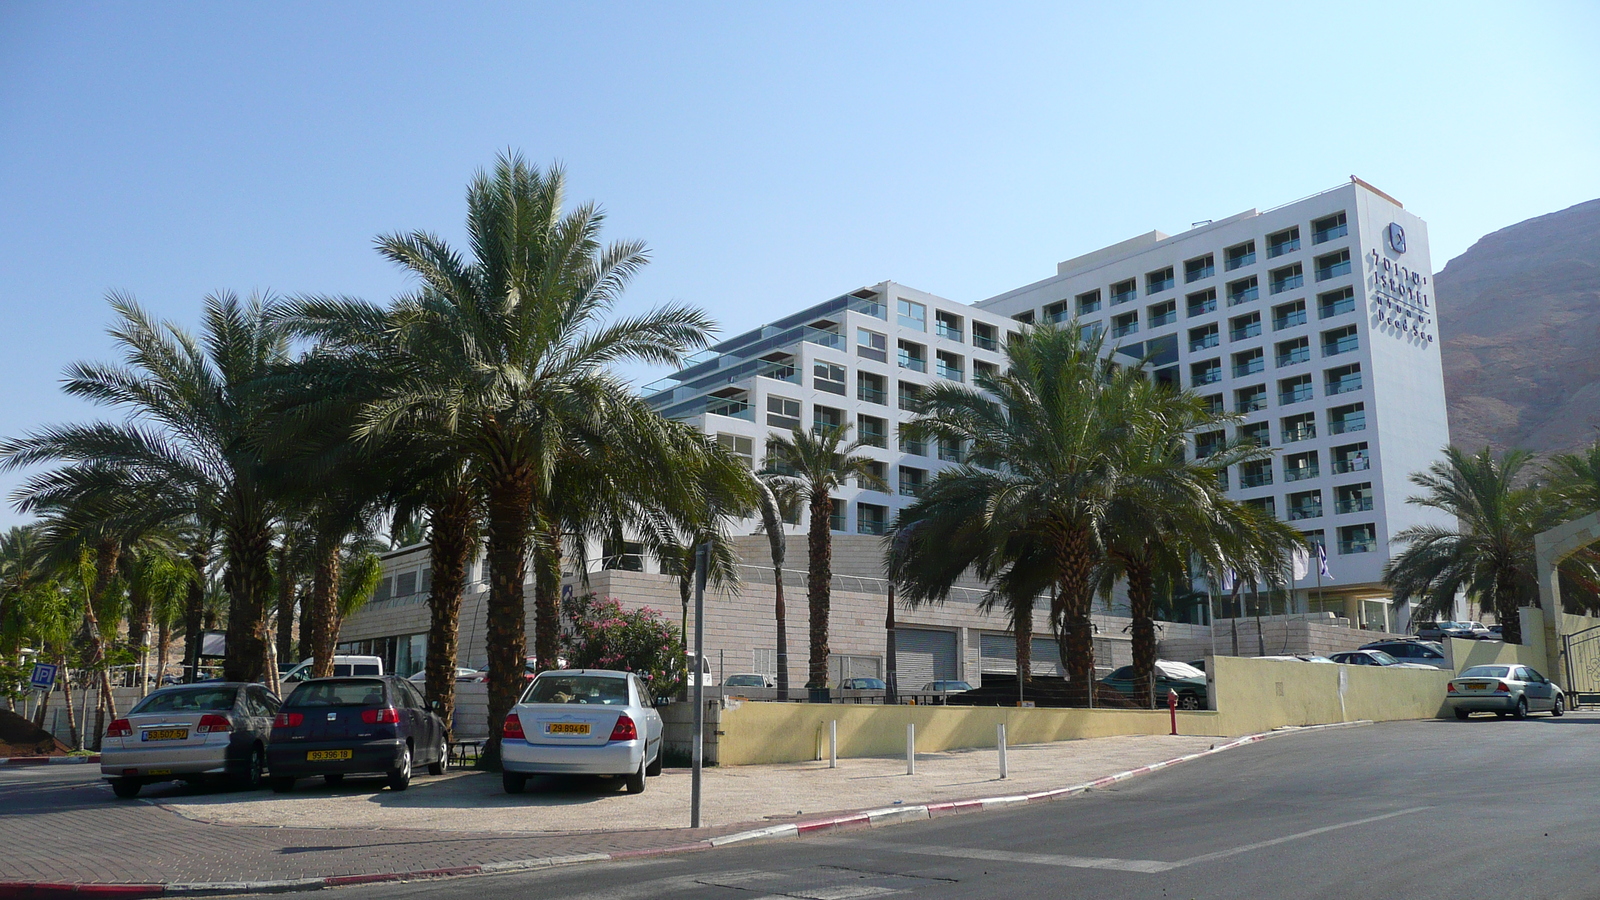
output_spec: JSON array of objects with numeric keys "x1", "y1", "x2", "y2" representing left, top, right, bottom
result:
[
  {"x1": 1195, "y1": 430, "x2": 1225, "y2": 459},
  {"x1": 395, "y1": 571, "x2": 418, "y2": 597},
  {"x1": 1146, "y1": 267, "x2": 1175, "y2": 295},
  {"x1": 1191, "y1": 358, "x2": 1222, "y2": 386},
  {"x1": 1284, "y1": 450, "x2": 1319, "y2": 482},
  {"x1": 1079, "y1": 321, "x2": 1105, "y2": 343},
  {"x1": 813, "y1": 362, "x2": 847, "y2": 395},
  {"x1": 1273, "y1": 299, "x2": 1307, "y2": 330},
  {"x1": 1227, "y1": 276, "x2": 1259, "y2": 306},
  {"x1": 1185, "y1": 254, "x2": 1215, "y2": 283},
  {"x1": 1239, "y1": 459, "x2": 1273, "y2": 488},
  {"x1": 1312, "y1": 211, "x2": 1348, "y2": 244},
  {"x1": 1325, "y1": 363, "x2": 1362, "y2": 396},
  {"x1": 1076, "y1": 289, "x2": 1102, "y2": 315},
  {"x1": 973, "y1": 359, "x2": 999, "y2": 382},
  {"x1": 1189, "y1": 323, "x2": 1219, "y2": 352},
  {"x1": 898, "y1": 431, "x2": 927, "y2": 456},
  {"x1": 1187, "y1": 289, "x2": 1218, "y2": 317},
  {"x1": 1225, "y1": 241, "x2": 1256, "y2": 271},
  {"x1": 1240, "y1": 421, "x2": 1270, "y2": 448},
  {"x1": 897, "y1": 381, "x2": 924, "y2": 412},
  {"x1": 856, "y1": 328, "x2": 888, "y2": 362},
  {"x1": 898, "y1": 466, "x2": 927, "y2": 497},
  {"x1": 1235, "y1": 384, "x2": 1267, "y2": 413},
  {"x1": 1110, "y1": 278, "x2": 1138, "y2": 305},
  {"x1": 602, "y1": 539, "x2": 646, "y2": 572},
  {"x1": 1276, "y1": 336, "x2": 1310, "y2": 367},
  {"x1": 766, "y1": 396, "x2": 801, "y2": 430},
  {"x1": 935, "y1": 350, "x2": 964, "y2": 382},
  {"x1": 813, "y1": 405, "x2": 843, "y2": 432},
  {"x1": 1287, "y1": 490, "x2": 1324, "y2": 521},
  {"x1": 1322, "y1": 325, "x2": 1359, "y2": 357},
  {"x1": 1332, "y1": 442, "x2": 1370, "y2": 474},
  {"x1": 1147, "y1": 299, "x2": 1178, "y2": 328},
  {"x1": 937, "y1": 437, "x2": 965, "y2": 463},
  {"x1": 1247, "y1": 497, "x2": 1276, "y2": 517},
  {"x1": 1315, "y1": 249, "x2": 1352, "y2": 281},
  {"x1": 1012, "y1": 310, "x2": 1035, "y2": 325},
  {"x1": 972, "y1": 321, "x2": 999, "y2": 351},
  {"x1": 1229, "y1": 312, "x2": 1261, "y2": 342},
  {"x1": 1267, "y1": 227, "x2": 1301, "y2": 259},
  {"x1": 1282, "y1": 411, "x2": 1317, "y2": 443},
  {"x1": 1336, "y1": 482, "x2": 1374, "y2": 514},
  {"x1": 1111, "y1": 311, "x2": 1139, "y2": 338},
  {"x1": 935, "y1": 310, "x2": 964, "y2": 342},
  {"x1": 1338, "y1": 523, "x2": 1376, "y2": 555},
  {"x1": 1279, "y1": 373, "x2": 1313, "y2": 405},
  {"x1": 898, "y1": 340, "x2": 927, "y2": 372},
  {"x1": 716, "y1": 433, "x2": 754, "y2": 469},
  {"x1": 1302, "y1": 529, "x2": 1327, "y2": 553},
  {"x1": 1268, "y1": 263, "x2": 1303, "y2": 294},
  {"x1": 856, "y1": 502, "x2": 887, "y2": 536},
  {"x1": 1232, "y1": 347, "x2": 1265, "y2": 379},
  {"x1": 1318, "y1": 286, "x2": 1356, "y2": 319},
  {"x1": 857, "y1": 414, "x2": 887, "y2": 449},
  {"x1": 1201, "y1": 393, "x2": 1224, "y2": 415},
  {"x1": 1329, "y1": 403, "x2": 1366, "y2": 435},
  {"x1": 858, "y1": 371, "x2": 887, "y2": 405},
  {"x1": 897, "y1": 298, "x2": 927, "y2": 331},
  {"x1": 1043, "y1": 299, "x2": 1071, "y2": 325},
  {"x1": 830, "y1": 498, "x2": 846, "y2": 533},
  {"x1": 859, "y1": 460, "x2": 888, "y2": 491}
]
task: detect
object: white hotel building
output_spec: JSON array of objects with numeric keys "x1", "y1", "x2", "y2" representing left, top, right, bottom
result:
[{"x1": 336, "y1": 178, "x2": 1450, "y2": 684}]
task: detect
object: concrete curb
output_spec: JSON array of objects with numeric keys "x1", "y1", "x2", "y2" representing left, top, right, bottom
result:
[
  {"x1": 0, "y1": 755, "x2": 99, "y2": 767},
  {"x1": 0, "y1": 721, "x2": 1372, "y2": 898}
]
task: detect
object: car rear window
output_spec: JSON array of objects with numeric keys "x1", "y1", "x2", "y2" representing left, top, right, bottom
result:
[
  {"x1": 286, "y1": 679, "x2": 388, "y2": 707},
  {"x1": 525, "y1": 675, "x2": 628, "y2": 705},
  {"x1": 131, "y1": 687, "x2": 237, "y2": 714},
  {"x1": 1459, "y1": 666, "x2": 1510, "y2": 678}
]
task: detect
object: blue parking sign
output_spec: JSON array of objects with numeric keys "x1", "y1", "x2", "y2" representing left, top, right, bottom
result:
[{"x1": 29, "y1": 663, "x2": 57, "y2": 690}]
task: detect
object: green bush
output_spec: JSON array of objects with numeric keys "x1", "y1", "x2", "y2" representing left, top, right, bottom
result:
[{"x1": 561, "y1": 593, "x2": 686, "y2": 698}]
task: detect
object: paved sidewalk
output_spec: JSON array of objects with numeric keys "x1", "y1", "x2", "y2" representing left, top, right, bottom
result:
[{"x1": 0, "y1": 732, "x2": 1220, "y2": 891}]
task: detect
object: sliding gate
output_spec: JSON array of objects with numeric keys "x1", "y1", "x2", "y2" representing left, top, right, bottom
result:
[{"x1": 1563, "y1": 624, "x2": 1600, "y2": 708}]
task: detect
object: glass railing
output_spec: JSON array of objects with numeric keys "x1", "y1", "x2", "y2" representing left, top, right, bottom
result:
[
  {"x1": 1277, "y1": 348, "x2": 1310, "y2": 367},
  {"x1": 859, "y1": 385, "x2": 887, "y2": 405},
  {"x1": 856, "y1": 519, "x2": 887, "y2": 536},
  {"x1": 1190, "y1": 334, "x2": 1219, "y2": 351},
  {"x1": 1338, "y1": 539, "x2": 1374, "y2": 554},
  {"x1": 1229, "y1": 286, "x2": 1259, "y2": 305},
  {"x1": 938, "y1": 445, "x2": 965, "y2": 463},
  {"x1": 1226, "y1": 252, "x2": 1256, "y2": 270},
  {"x1": 1188, "y1": 299, "x2": 1217, "y2": 316},
  {"x1": 1287, "y1": 505, "x2": 1323, "y2": 521},
  {"x1": 1230, "y1": 325, "x2": 1261, "y2": 341},
  {"x1": 1268, "y1": 240, "x2": 1300, "y2": 258},
  {"x1": 1320, "y1": 295, "x2": 1356, "y2": 318},
  {"x1": 1233, "y1": 359, "x2": 1264, "y2": 377},
  {"x1": 1192, "y1": 369, "x2": 1222, "y2": 386},
  {"x1": 899, "y1": 355, "x2": 927, "y2": 373},
  {"x1": 860, "y1": 432, "x2": 887, "y2": 449},
  {"x1": 1274, "y1": 311, "x2": 1307, "y2": 330},
  {"x1": 1330, "y1": 416, "x2": 1366, "y2": 434},
  {"x1": 1186, "y1": 265, "x2": 1215, "y2": 282},
  {"x1": 1240, "y1": 471, "x2": 1273, "y2": 488},
  {"x1": 1111, "y1": 290, "x2": 1137, "y2": 305},
  {"x1": 1150, "y1": 311, "x2": 1177, "y2": 327},
  {"x1": 705, "y1": 399, "x2": 754, "y2": 421},
  {"x1": 935, "y1": 323, "x2": 963, "y2": 341},
  {"x1": 1078, "y1": 301, "x2": 1102, "y2": 315},
  {"x1": 898, "y1": 393, "x2": 922, "y2": 412},
  {"x1": 1283, "y1": 426, "x2": 1317, "y2": 442},
  {"x1": 1324, "y1": 336, "x2": 1359, "y2": 355},
  {"x1": 1327, "y1": 376, "x2": 1363, "y2": 395},
  {"x1": 1332, "y1": 455, "x2": 1370, "y2": 473},
  {"x1": 1237, "y1": 396, "x2": 1267, "y2": 413},
  {"x1": 1148, "y1": 279, "x2": 1175, "y2": 294},
  {"x1": 898, "y1": 482, "x2": 924, "y2": 498},
  {"x1": 1279, "y1": 387, "x2": 1313, "y2": 405},
  {"x1": 972, "y1": 333, "x2": 999, "y2": 351},
  {"x1": 935, "y1": 364, "x2": 963, "y2": 381},
  {"x1": 1285, "y1": 465, "x2": 1320, "y2": 482},
  {"x1": 1317, "y1": 261, "x2": 1352, "y2": 281},
  {"x1": 1242, "y1": 430, "x2": 1271, "y2": 448},
  {"x1": 1336, "y1": 498, "x2": 1374, "y2": 514},
  {"x1": 1270, "y1": 274, "x2": 1304, "y2": 293},
  {"x1": 1313, "y1": 224, "x2": 1348, "y2": 244},
  {"x1": 1112, "y1": 324, "x2": 1139, "y2": 338}
]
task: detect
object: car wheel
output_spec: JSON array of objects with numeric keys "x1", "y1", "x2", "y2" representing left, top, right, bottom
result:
[
  {"x1": 237, "y1": 745, "x2": 265, "y2": 791},
  {"x1": 646, "y1": 744, "x2": 662, "y2": 777},
  {"x1": 110, "y1": 778, "x2": 142, "y2": 799},
  {"x1": 387, "y1": 743, "x2": 413, "y2": 792},
  {"x1": 502, "y1": 771, "x2": 527, "y2": 794},
  {"x1": 270, "y1": 776, "x2": 295, "y2": 794},
  {"x1": 625, "y1": 758, "x2": 646, "y2": 794},
  {"x1": 1512, "y1": 697, "x2": 1528, "y2": 720},
  {"x1": 1552, "y1": 695, "x2": 1565, "y2": 717},
  {"x1": 1178, "y1": 693, "x2": 1202, "y2": 711},
  {"x1": 428, "y1": 735, "x2": 447, "y2": 776},
  {"x1": 324, "y1": 773, "x2": 344, "y2": 786},
  {"x1": 1454, "y1": 708, "x2": 1471, "y2": 720}
]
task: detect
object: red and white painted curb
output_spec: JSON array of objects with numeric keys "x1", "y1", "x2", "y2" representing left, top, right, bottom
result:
[
  {"x1": 0, "y1": 721, "x2": 1371, "y2": 898},
  {"x1": 0, "y1": 755, "x2": 98, "y2": 767}
]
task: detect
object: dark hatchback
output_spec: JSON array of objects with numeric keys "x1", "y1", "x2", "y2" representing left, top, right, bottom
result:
[{"x1": 267, "y1": 676, "x2": 447, "y2": 793}]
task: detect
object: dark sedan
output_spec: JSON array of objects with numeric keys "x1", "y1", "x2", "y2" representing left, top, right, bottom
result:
[{"x1": 267, "y1": 676, "x2": 447, "y2": 793}]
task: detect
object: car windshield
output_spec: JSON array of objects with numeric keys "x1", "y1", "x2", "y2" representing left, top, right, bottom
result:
[
  {"x1": 1460, "y1": 666, "x2": 1511, "y2": 678},
  {"x1": 725, "y1": 676, "x2": 765, "y2": 686},
  {"x1": 1369, "y1": 651, "x2": 1399, "y2": 665},
  {"x1": 131, "y1": 687, "x2": 237, "y2": 714},
  {"x1": 526, "y1": 675, "x2": 628, "y2": 705},
  {"x1": 287, "y1": 679, "x2": 386, "y2": 707},
  {"x1": 1154, "y1": 660, "x2": 1205, "y2": 679}
]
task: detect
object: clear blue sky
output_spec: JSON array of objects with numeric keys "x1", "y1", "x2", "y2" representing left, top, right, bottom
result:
[{"x1": 2, "y1": 2, "x2": 1597, "y2": 527}]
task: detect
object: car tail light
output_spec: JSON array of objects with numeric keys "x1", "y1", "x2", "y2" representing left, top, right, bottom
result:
[
  {"x1": 1447, "y1": 683, "x2": 1457, "y2": 693},
  {"x1": 106, "y1": 718, "x2": 132, "y2": 738},
  {"x1": 196, "y1": 714, "x2": 232, "y2": 734},
  {"x1": 609, "y1": 714, "x2": 638, "y2": 742},
  {"x1": 503, "y1": 713, "x2": 525, "y2": 740},
  {"x1": 361, "y1": 707, "x2": 401, "y2": 725},
  {"x1": 273, "y1": 712, "x2": 304, "y2": 728},
  {"x1": 1496, "y1": 682, "x2": 1510, "y2": 693}
]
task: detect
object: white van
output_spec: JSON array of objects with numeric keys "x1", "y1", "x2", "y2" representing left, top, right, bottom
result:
[{"x1": 281, "y1": 655, "x2": 384, "y2": 683}]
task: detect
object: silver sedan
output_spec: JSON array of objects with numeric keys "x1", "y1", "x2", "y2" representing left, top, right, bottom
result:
[
  {"x1": 1448, "y1": 664, "x2": 1566, "y2": 719},
  {"x1": 499, "y1": 669, "x2": 665, "y2": 795}
]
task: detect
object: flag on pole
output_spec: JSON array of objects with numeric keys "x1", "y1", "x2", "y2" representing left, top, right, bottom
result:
[
  {"x1": 1317, "y1": 544, "x2": 1333, "y2": 580},
  {"x1": 1291, "y1": 546, "x2": 1311, "y2": 581},
  {"x1": 1221, "y1": 568, "x2": 1236, "y2": 592}
]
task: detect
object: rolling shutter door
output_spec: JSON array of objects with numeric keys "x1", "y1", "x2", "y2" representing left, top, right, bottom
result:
[
  {"x1": 896, "y1": 628, "x2": 958, "y2": 687},
  {"x1": 980, "y1": 633, "x2": 1015, "y2": 674},
  {"x1": 1031, "y1": 637, "x2": 1063, "y2": 677}
]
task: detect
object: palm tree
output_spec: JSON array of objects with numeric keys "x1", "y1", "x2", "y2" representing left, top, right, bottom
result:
[
  {"x1": 761, "y1": 424, "x2": 885, "y2": 695},
  {"x1": 753, "y1": 479, "x2": 792, "y2": 700},
  {"x1": 348, "y1": 154, "x2": 714, "y2": 764},
  {"x1": 1549, "y1": 438, "x2": 1600, "y2": 516}
]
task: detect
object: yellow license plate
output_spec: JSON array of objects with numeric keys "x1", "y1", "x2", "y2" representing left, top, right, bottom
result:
[
  {"x1": 1467, "y1": 684, "x2": 1487, "y2": 690},
  {"x1": 145, "y1": 768, "x2": 172, "y2": 775},
  {"x1": 145, "y1": 729, "x2": 188, "y2": 741},
  {"x1": 548, "y1": 723, "x2": 590, "y2": 735},
  {"x1": 307, "y1": 749, "x2": 354, "y2": 761}
]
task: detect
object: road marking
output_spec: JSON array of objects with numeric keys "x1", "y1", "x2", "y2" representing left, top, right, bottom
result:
[{"x1": 867, "y1": 805, "x2": 1433, "y2": 874}]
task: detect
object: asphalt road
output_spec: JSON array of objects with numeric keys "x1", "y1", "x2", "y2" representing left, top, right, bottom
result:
[{"x1": 311, "y1": 712, "x2": 1600, "y2": 900}]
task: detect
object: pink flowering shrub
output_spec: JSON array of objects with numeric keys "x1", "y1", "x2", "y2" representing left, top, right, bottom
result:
[{"x1": 562, "y1": 593, "x2": 686, "y2": 697}]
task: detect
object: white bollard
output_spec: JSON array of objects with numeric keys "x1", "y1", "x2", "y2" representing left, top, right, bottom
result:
[
  {"x1": 906, "y1": 722, "x2": 916, "y2": 775},
  {"x1": 829, "y1": 720, "x2": 837, "y2": 769},
  {"x1": 997, "y1": 722, "x2": 1008, "y2": 779}
]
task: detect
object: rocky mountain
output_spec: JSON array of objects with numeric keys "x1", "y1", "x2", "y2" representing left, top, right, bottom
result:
[{"x1": 1436, "y1": 197, "x2": 1600, "y2": 455}]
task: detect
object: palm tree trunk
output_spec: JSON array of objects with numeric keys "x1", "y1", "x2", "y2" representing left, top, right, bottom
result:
[
  {"x1": 308, "y1": 551, "x2": 340, "y2": 677},
  {"x1": 32, "y1": 672, "x2": 51, "y2": 729},
  {"x1": 774, "y1": 562, "x2": 789, "y2": 702},
  {"x1": 183, "y1": 546, "x2": 207, "y2": 682},
  {"x1": 678, "y1": 570, "x2": 692, "y2": 697},
  {"x1": 481, "y1": 465, "x2": 534, "y2": 769},
  {"x1": 1054, "y1": 527, "x2": 1098, "y2": 707},
  {"x1": 296, "y1": 587, "x2": 312, "y2": 661},
  {"x1": 1495, "y1": 573, "x2": 1524, "y2": 645},
  {"x1": 532, "y1": 520, "x2": 561, "y2": 672},
  {"x1": 1013, "y1": 591, "x2": 1033, "y2": 686},
  {"x1": 156, "y1": 615, "x2": 170, "y2": 690},
  {"x1": 806, "y1": 490, "x2": 833, "y2": 694},
  {"x1": 222, "y1": 515, "x2": 274, "y2": 683},
  {"x1": 127, "y1": 569, "x2": 152, "y2": 656},
  {"x1": 1127, "y1": 561, "x2": 1157, "y2": 709},
  {"x1": 424, "y1": 490, "x2": 475, "y2": 739},
  {"x1": 60, "y1": 656, "x2": 79, "y2": 751},
  {"x1": 85, "y1": 538, "x2": 121, "y2": 721},
  {"x1": 275, "y1": 544, "x2": 296, "y2": 664}
]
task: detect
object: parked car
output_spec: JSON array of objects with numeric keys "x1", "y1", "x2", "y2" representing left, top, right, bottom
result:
[
  {"x1": 101, "y1": 682, "x2": 280, "y2": 799},
  {"x1": 1257, "y1": 655, "x2": 1337, "y2": 664},
  {"x1": 920, "y1": 680, "x2": 973, "y2": 693},
  {"x1": 1326, "y1": 649, "x2": 1437, "y2": 669},
  {"x1": 500, "y1": 669, "x2": 664, "y2": 795},
  {"x1": 722, "y1": 673, "x2": 776, "y2": 688},
  {"x1": 840, "y1": 677, "x2": 887, "y2": 690},
  {"x1": 1359, "y1": 640, "x2": 1450, "y2": 668},
  {"x1": 1447, "y1": 664, "x2": 1565, "y2": 719},
  {"x1": 1414, "y1": 621, "x2": 1479, "y2": 641},
  {"x1": 267, "y1": 675, "x2": 447, "y2": 793},
  {"x1": 280, "y1": 655, "x2": 384, "y2": 684},
  {"x1": 1487, "y1": 625, "x2": 1504, "y2": 639},
  {"x1": 407, "y1": 667, "x2": 485, "y2": 684},
  {"x1": 1100, "y1": 660, "x2": 1207, "y2": 709},
  {"x1": 1461, "y1": 622, "x2": 1495, "y2": 640}
]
